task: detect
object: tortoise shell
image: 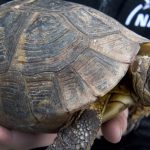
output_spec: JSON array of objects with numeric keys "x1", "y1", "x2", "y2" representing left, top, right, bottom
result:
[{"x1": 0, "y1": 0, "x2": 146, "y2": 133}]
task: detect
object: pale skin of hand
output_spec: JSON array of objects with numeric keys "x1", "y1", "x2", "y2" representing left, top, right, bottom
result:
[{"x1": 0, "y1": 109, "x2": 128, "y2": 150}]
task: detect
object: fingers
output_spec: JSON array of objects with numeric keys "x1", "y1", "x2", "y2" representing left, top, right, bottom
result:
[
  {"x1": 10, "y1": 131, "x2": 57, "y2": 149},
  {"x1": 0, "y1": 125, "x2": 57, "y2": 150},
  {"x1": 0, "y1": 126, "x2": 12, "y2": 145},
  {"x1": 101, "y1": 109, "x2": 128, "y2": 143},
  {"x1": 0, "y1": 109, "x2": 128, "y2": 149},
  {"x1": 24, "y1": 133, "x2": 57, "y2": 149}
]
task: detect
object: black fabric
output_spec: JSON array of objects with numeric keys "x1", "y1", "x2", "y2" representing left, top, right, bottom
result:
[
  {"x1": 65, "y1": 0, "x2": 100, "y2": 9},
  {"x1": 99, "y1": 0, "x2": 125, "y2": 18},
  {"x1": 116, "y1": 0, "x2": 150, "y2": 39},
  {"x1": 0, "y1": 0, "x2": 10, "y2": 5}
]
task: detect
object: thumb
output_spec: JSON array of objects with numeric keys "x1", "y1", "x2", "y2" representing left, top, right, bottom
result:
[{"x1": 101, "y1": 109, "x2": 128, "y2": 143}]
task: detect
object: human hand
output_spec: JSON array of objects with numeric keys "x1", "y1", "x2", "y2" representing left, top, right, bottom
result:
[
  {"x1": 0, "y1": 126, "x2": 57, "y2": 150},
  {"x1": 101, "y1": 109, "x2": 128, "y2": 143},
  {"x1": 0, "y1": 109, "x2": 128, "y2": 150}
]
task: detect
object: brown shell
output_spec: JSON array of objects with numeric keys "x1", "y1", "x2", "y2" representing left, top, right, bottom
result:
[{"x1": 0, "y1": 0, "x2": 145, "y2": 132}]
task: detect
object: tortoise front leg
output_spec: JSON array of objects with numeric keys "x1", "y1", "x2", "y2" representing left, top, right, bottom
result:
[{"x1": 46, "y1": 110, "x2": 101, "y2": 150}]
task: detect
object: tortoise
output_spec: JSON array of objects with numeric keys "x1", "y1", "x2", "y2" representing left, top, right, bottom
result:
[{"x1": 0, "y1": 0, "x2": 149, "y2": 149}]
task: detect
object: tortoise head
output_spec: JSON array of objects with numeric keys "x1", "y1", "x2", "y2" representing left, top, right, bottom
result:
[{"x1": 130, "y1": 42, "x2": 150, "y2": 105}]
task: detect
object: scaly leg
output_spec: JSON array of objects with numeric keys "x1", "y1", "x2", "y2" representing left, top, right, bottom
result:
[{"x1": 46, "y1": 110, "x2": 101, "y2": 150}]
